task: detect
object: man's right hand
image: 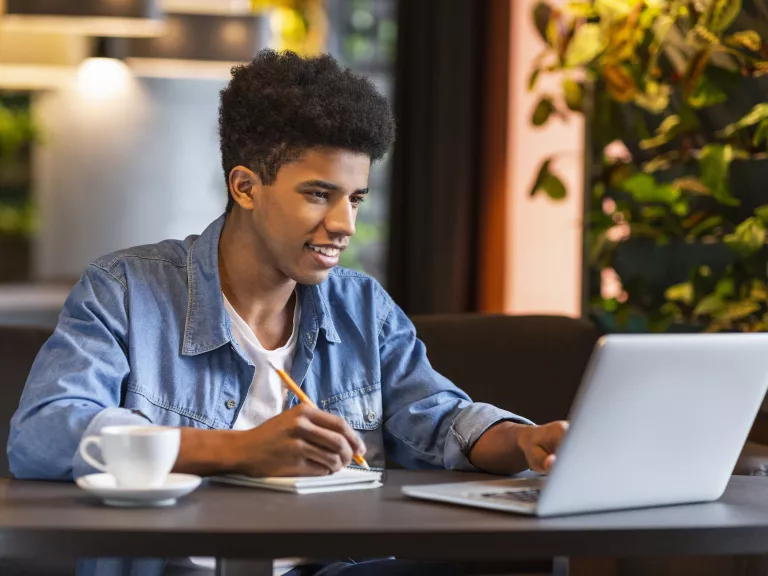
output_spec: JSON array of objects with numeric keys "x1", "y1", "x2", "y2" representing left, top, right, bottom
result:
[{"x1": 230, "y1": 404, "x2": 366, "y2": 477}]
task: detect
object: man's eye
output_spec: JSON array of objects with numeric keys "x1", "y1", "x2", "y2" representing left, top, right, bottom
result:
[
  {"x1": 351, "y1": 196, "x2": 366, "y2": 206},
  {"x1": 309, "y1": 190, "x2": 328, "y2": 200}
]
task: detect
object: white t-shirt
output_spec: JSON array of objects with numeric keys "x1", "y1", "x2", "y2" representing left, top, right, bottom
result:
[
  {"x1": 186, "y1": 293, "x2": 301, "y2": 575},
  {"x1": 227, "y1": 292, "x2": 300, "y2": 430}
]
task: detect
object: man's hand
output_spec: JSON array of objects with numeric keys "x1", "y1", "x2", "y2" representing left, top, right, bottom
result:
[
  {"x1": 515, "y1": 421, "x2": 569, "y2": 473},
  {"x1": 468, "y1": 420, "x2": 569, "y2": 475},
  {"x1": 234, "y1": 404, "x2": 366, "y2": 477},
  {"x1": 175, "y1": 404, "x2": 366, "y2": 477}
]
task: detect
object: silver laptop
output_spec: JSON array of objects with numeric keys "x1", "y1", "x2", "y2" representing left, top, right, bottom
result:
[{"x1": 402, "y1": 333, "x2": 768, "y2": 517}]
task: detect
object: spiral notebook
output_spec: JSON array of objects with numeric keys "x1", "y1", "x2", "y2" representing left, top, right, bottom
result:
[{"x1": 210, "y1": 467, "x2": 384, "y2": 494}]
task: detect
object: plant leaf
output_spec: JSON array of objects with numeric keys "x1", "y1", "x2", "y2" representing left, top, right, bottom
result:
[
  {"x1": 603, "y1": 64, "x2": 637, "y2": 102},
  {"x1": 755, "y1": 205, "x2": 768, "y2": 225},
  {"x1": 621, "y1": 173, "x2": 681, "y2": 204},
  {"x1": 639, "y1": 114, "x2": 681, "y2": 150},
  {"x1": 688, "y1": 74, "x2": 728, "y2": 109},
  {"x1": 531, "y1": 158, "x2": 568, "y2": 200},
  {"x1": 719, "y1": 103, "x2": 768, "y2": 137},
  {"x1": 532, "y1": 97, "x2": 557, "y2": 126},
  {"x1": 714, "y1": 301, "x2": 761, "y2": 322},
  {"x1": 700, "y1": 144, "x2": 739, "y2": 206},
  {"x1": 634, "y1": 81, "x2": 671, "y2": 113},
  {"x1": 751, "y1": 280, "x2": 768, "y2": 300},
  {"x1": 694, "y1": 294, "x2": 725, "y2": 317},
  {"x1": 672, "y1": 176, "x2": 710, "y2": 194},
  {"x1": 565, "y1": 23, "x2": 605, "y2": 67},
  {"x1": 564, "y1": 2, "x2": 596, "y2": 17},
  {"x1": 528, "y1": 68, "x2": 541, "y2": 91},
  {"x1": 754, "y1": 119, "x2": 768, "y2": 148},
  {"x1": 725, "y1": 30, "x2": 763, "y2": 52},
  {"x1": 594, "y1": 0, "x2": 634, "y2": 20},
  {"x1": 687, "y1": 215, "x2": 723, "y2": 238},
  {"x1": 688, "y1": 25, "x2": 721, "y2": 47},
  {"x1": 724, "y1": 217, "x2": 766, "y2": 257},
  {"x1": 710, "y1": 0, "x2": 742, "y2": 33},
  {"x1": 533, "y1": 2, "x2": 553, "y2": 44},
  {"x1": 716, "y1": 277, "x2": 735, "y2": 298},
  {"x1": 563, "y1": 78, "x2": 583, "y2": 111},
  {"x1": 642, "y1": 153, "x2": 677, "y2": 173},
  {"x1": 665, "y1": 282, "x2": 693, "y2": 305}
]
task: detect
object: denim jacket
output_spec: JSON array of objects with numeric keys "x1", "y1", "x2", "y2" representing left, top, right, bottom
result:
[{"x1": 8, "y1": 214, "x2": 530, "y2": 575}]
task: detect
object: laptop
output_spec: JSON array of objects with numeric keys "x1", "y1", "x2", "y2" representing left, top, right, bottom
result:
[{"x1": 402, "y1": 333, "x2": 768, "y2": 517}]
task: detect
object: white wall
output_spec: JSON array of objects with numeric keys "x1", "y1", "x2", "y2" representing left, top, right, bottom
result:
[
  {"x1": 506, "y1": 0, "x2": 584, "y2": 316},
  {"x1": 32, "y1": 72, "x2": 227, "y2": 280}
]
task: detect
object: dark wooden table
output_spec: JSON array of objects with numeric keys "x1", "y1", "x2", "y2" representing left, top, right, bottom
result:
[{"x1": 2, "y1": 471, "x2": 768, "y2": 576}]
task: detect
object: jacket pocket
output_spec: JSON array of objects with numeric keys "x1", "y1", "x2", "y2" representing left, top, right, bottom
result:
[
  {"x1": 123, "y1": 385, "x2": 217, "y2": 429},
  {"x1": 319, "y1": 382, "x2": 382, "y2": 430},
  {"x1": 319, "y1": 382, "x2": 384, "y2": 467}
]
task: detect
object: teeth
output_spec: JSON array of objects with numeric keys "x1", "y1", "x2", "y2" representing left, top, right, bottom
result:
[{"x1": 310, "y1": 245, "x2": 340, "y2": 257}]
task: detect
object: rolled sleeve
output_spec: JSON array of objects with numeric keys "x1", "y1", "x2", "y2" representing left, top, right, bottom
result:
[
  {"x1": 378, "y1": 296, "x2": 533, "y2": 471},
  {"x1": 444, "y1": 402, "x2": 533, "y2": 471}
]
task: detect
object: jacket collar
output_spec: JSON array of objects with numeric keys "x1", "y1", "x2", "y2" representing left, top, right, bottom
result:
[{"x1": 181, "y1": 214, "x2": 340, "y2": 356}]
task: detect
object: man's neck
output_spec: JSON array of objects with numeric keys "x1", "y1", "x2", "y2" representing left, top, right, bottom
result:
[{"x1": 218, "y1": 213, "x2": 297, "y2": 347}]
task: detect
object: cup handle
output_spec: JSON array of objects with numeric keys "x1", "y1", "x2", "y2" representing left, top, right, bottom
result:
[{"x1": 79, "y1": 436, "x2": 108, "y2": 473}]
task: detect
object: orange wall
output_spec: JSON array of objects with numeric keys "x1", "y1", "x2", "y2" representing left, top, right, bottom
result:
[{"x1": 505, "y1": 0, "x2": 584, "y2": 317}]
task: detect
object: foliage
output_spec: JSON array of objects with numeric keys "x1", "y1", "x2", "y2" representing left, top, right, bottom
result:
[
  {"x1": 251, "y1": 0, "x2": 328, "y2": 55},
  {"x1": 530, "y1": 0, "x2": 768, "y2": 332},
  {"x1": 0, "y1": 97, "x2": 37, "y2": 238}
]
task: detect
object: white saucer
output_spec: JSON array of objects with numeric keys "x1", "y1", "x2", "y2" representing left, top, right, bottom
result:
[{"x1": 76, "y1": 473, "x2": 203, "y2": 507}]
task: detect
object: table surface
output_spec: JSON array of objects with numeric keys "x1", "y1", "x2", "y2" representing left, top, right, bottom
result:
[{"x1": 2, "y1": 471, "x2": 768, "y2": 561}]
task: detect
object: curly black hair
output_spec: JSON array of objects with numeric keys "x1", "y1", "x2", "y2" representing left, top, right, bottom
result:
[{"x1": 219, "y1": 49, "x2": 396, "y2": 212}]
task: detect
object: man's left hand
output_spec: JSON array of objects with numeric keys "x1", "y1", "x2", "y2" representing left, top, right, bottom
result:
[
  {"x1": 468, "y1": 420, "x2": 569, "y2": 475},
  {"x1": 515, "y1": 421, "x2": 569, "y2": 473}
]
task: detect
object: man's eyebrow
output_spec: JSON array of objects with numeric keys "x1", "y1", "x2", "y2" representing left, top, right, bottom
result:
[
  {"x1": 301, "y1": 180, "x2": 368, "y2": 194},
  {"x1": 301, "y1": 180, "x2": 338, "y2": 190}
]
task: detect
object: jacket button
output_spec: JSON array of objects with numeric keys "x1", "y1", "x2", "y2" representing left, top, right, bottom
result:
[
  {"x1": 226, "y1": 399, "x2": 236, "y2": 409},
  {"x1": 366, "y1": 409, "x2": 377, "y2": 423}
]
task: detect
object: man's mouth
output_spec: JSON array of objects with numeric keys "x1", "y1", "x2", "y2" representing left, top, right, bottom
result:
[
  {"x1": 305, "y1": 243, "x2": 346, "y2": 269},
  {"x1": 307, "y1": 244, "x2": 343, "y2": 258}
]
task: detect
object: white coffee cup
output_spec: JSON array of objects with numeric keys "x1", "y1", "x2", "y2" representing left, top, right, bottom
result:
[{"x1": 78, "y1": 425, "x2": 181, "y2": 488}]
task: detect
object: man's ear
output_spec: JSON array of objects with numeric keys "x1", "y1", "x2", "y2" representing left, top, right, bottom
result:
[{"x1": 228, "y1": 166, "x2": 261, "y2": 211}]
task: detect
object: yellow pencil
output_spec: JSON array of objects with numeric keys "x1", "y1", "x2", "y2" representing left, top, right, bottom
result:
[{"x1": 267, "y1": 360, "x2": 371, "y2": 470}]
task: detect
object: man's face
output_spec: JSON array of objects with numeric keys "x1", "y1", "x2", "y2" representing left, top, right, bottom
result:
[{"x1": 246, "y1": 148, "x2": 371, "y2": 285}]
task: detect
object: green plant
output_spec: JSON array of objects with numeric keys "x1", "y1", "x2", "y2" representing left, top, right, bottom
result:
[
  {"x1": 530, "y1": 0, "x2": 768, "y2": 332},
  {"x1": 0, "y1": 96, "x2": 38, "y2": 238},
  {"x1": 339, "y1": 220, "x2": 381, "y2": 273}
]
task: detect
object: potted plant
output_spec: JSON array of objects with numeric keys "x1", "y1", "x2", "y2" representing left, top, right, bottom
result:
[
  {"x1": 529, "y1": 0, "x2": 768, "y2": 333},
  {"x1": 0, "y1": 95, "x2": 38, "y2": 282}
]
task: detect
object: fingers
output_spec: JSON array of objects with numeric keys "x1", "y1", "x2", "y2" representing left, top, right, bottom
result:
[
  {"x1": 527, "y1": 444, "x2": 551, "y2": 474},
  {"x1": 294, "y1": 439, "x2": 347, "y2": 474},
  {"x1": 294, "y1": 420, "x2": 354, "y2": 468},
  {"x1": 521, "y1": 421, "x2": 569, "y2": 474},
  {"x1": 296, "y1": 405, "x2": 367, "y2": 456},
  {"x1": 540, "y1": 421, "x2": 569, "y2": 451}
]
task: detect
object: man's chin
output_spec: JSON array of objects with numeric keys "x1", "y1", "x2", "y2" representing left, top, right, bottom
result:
[{"x1": 292, "y1": 268, "x2": 333, "y2": 285}]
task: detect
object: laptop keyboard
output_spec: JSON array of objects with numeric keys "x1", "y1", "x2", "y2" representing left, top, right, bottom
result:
[{"x1": 478, "y1": 489, "x2": 541, "y2": 503}]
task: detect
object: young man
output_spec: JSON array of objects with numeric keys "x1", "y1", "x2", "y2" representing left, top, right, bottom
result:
[{"x1": 9, "y1": 50, "x2": 567, "y2": 575}]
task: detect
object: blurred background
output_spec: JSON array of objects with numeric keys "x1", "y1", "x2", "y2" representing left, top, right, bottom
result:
[{"x1": 0, "y1": 0, "x2": 767, "y2": 337}]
